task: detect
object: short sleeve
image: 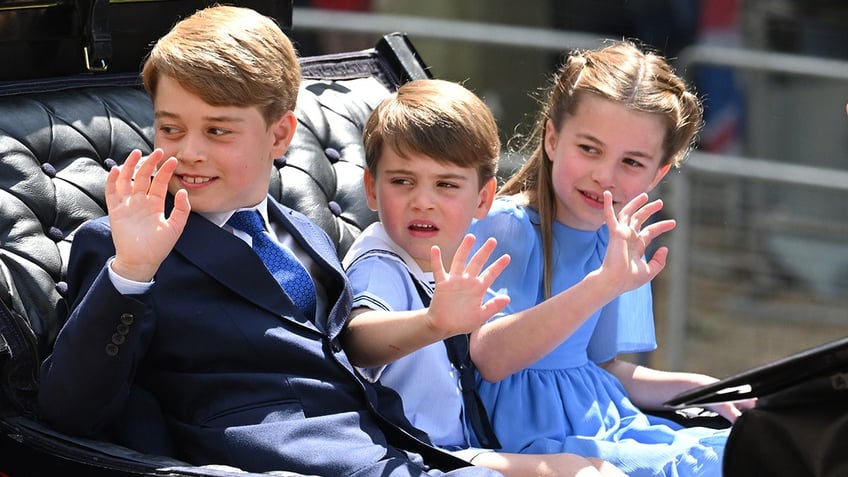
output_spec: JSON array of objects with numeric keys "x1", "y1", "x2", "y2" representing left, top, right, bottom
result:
[
  {"x1": 587, "y1": 281, "x2": 658, "y2": 362},
  {"x1": 347, "y1": 254, "x2": 428, "y2": 382},
  {"x1": 469, "y1": 199, "x2": 545, "y2": 315},
  {"x1": 347, "y1": 254, "x2": 424, "y2": 314}
]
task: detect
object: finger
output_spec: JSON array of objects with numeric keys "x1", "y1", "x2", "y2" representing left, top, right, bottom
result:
[
  {"x1": 464, "y1": 236, "x2": 497, "y2": 276},
  {"x1": 431, "y1": 245, "x2": 446, "y2": 283},
  {"x1": 640, "y1": 219, "x2": 677, "y2": 244},
  {"x1": 104, "y1": 165, "x2": 123, "y2": 213},
  {"x1": 603, "y1": 190, "x2": 618, "y2": 228},
  {"x1": 132, "y1": 149, "x2": 167, "y2": 192},
  {"x1": 479, "y1": 294, "x2": 511, "y2": 321},
  {"x1": 645, "y1": 247, "x2": 669, "y2": 278},
  {"x1": 736, "y1": 397, "x2": 757, "y2": 411},
  {"x1": 617, "y1": 192, "x2": 650, "y2": 220},
  {"x1": 449, "y1": 234, "x2": 476, "y2": 274},
  {"x1": 166, "y1": 188, "x2": 192, "y2": 233},
  {"x1": 478, "y1": 253, "x2": 511, "y2": 289},
  {"x1": 113, "y1": 149, "x2": 144, "y2": 196},
  {"x1": 629, "y1": 198, "x2": 665, "y2": 229},
  {"x1": 721, "y1": 403, "x2": 742, "y2": 423},
  {"x1": 148, "y1": 156, "x2": 178, "y2": 200}
]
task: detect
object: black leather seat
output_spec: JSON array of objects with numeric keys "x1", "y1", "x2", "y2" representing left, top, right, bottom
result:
[{"x1": 0, "y1": 32, "x2": 430, "y2": 477}]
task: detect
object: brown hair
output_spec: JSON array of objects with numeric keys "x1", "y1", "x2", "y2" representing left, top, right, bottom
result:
[
  {"x1": 363, "y1": 79, "x2": 500, "y2": 189},
  {"x1": 502, "y1": 40, "x2": 703, "y2": 298},
  {"x1": 142, "y1": 5, "x2": 300, "y2": 125}
]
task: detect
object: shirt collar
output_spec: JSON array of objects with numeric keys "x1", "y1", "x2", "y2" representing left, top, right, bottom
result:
[{"x1": 202, "y1": 197, "x2": 271, "y2": 230}]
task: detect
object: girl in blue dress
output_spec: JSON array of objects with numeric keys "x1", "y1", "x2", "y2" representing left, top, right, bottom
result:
[{"x1": 466, "y1": 40, "x2": 754, "y2": 477}]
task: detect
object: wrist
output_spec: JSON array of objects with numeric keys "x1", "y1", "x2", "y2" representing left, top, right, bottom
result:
[
  {"x1": 584, "y1": 268, "x2": 626, "y2": 302},
  {"x1": 110, "y1": 256, "x2": 156, "y2": 283}
]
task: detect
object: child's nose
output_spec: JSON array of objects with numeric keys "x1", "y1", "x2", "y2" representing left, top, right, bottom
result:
[
  {"x1": 591, "y1": 163, "x2": 616, "y2": 189},
  {"x1": 410, "y1": 187, "x2": 435, "y2": 210},
  {"x1": 177, "y1": 134, "x2": 206, "y2": 163}
]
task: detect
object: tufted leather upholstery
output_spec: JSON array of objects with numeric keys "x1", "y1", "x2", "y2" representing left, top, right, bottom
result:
[
  {"x1": 0, "y1": 84, "x2": 155, "y2": 414},
  {"x1": 0, "y1": 33, "x2": 431, "y2": 475}
]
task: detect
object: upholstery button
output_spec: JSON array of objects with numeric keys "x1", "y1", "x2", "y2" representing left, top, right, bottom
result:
[
  {"x1": 331, "y1": 339, "x2": 342, "y2": 353},
  {"x1": 116, "y1": 323, "x2": 130, "y2": 335},
  {"x1": 40, "y1": 163, "x2": 57, "y2": 177},
  {"x1": 120, "y1": 313, "x2": 134, "y2": 325},
  {"x1": 328, "y1": 201, "x2": 342, "y2": 216},
  {"x1": 105, "y1": 343, "x2": 119, "y2": 356},
  {"x1": 274, "y1": 157, "x2": 287, "y2": 168},
  {"x1": 104, "y1": 158, "x2": 118, "y2": 170},
  {"x1": 47, "y1": 226, "x2": 64, "y2": 242},
  {"x1": 324, "y1": 147, "x2": 340, "y2": 162},
  {"x1": 112, "y1": 333, "x2": 126, "y2": 345}
]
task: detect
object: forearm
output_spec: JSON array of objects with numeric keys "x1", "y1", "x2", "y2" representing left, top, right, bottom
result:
[
  {"x1": 602, "y1": 359, "x2": 718, "y2": 410},
  {"x1": 471, "y1": 268, "x2": 621, "y2": 382},
  {"x1": 342, "y1": 307, "x2": 445, "y2": 368},
  {"x1": 38, "y1": 270, "x2": 149, "y2": 436}
]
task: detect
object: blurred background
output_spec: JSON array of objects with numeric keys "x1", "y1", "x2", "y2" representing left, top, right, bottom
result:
[{"x1": 288, "y1": 0, "x2": 848, "y2": 379}]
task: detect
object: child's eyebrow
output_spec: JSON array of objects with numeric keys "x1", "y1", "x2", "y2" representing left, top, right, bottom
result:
[
  {"x1": 623, "y1": 149, "x2": 657, "y2": 161},
  {"x1": 384, "y1": 168, "x2": 472, "y2": 181},
  {"x1": 154, "y1": 111, "x2": 178, "y2": 120},
  {"x1": 577, "y1": 132, "x2": 657, "y2": 161},
  {"x1": 203, "y1": 115, "x2": 245, "y2": 123},
  {"x1": 435, "y1": 172, "x2": 473, "y2": 181},
  {"x1": 154, "y1": 111, "x2": 245, "y2": 123}
]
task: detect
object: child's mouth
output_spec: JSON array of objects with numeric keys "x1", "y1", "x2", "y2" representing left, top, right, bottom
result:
[{"x1": 180, "y1": 175, "x2": 213, "y2": 185}]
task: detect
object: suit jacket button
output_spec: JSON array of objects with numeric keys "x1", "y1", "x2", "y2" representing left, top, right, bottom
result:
[
  {"x1": 105, "y1": 343, "x2": 119, "y2": 356},
  {"x1": 112, "y1": 333, "x2": 126, "y2": 345},
  {"x1": 116, "y1": 323, "x2": 130, "y2": 335},
  {"x1": 120, "y1": 313, "x2": 134, "y2": 325}
]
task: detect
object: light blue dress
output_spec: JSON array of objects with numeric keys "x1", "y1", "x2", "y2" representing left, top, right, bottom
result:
[{"x1": 467, "y1": 198, "x2": 729, "y2": 477}]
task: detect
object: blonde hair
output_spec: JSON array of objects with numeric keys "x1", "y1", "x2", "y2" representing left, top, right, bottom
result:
[
  {"x1": 363, "y1": 79, "x2": 500, "y2": 189},
  {"x1": 142, "y1": 5, "x2": 300, "y2": 125},
  {"x1": 502, "y1": 40, "x2": 703, "y2": 298}
]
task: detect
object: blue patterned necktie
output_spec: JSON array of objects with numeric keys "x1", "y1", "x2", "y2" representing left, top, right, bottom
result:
[{"x1": 227, "y1": 210, "x2": 316, "y2": 317}]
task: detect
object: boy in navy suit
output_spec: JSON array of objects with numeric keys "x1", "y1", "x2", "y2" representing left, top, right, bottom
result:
[{"x1": 37, "y1": 6, "x2": 501, "y2": 477}]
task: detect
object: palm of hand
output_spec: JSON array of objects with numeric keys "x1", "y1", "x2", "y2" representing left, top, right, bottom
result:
[
  {"x1": 601, "y1": 191, "x2": 676, "y2": 293},
  {"x1": 427, "y1": 234, "x2": 511, "y2": 338},
  {"x1": 106, "y1": 149, "x2": 191, "y2": 281}
]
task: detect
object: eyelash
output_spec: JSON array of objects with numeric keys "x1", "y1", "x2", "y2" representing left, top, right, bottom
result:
[
  {"x1": 389, "y1": 178, "x2": 460, "y2": 189},
  {"x1": 208, "y1": 128, "x2": 229, "y2": 136},
  {"x1": 579, "y1": 144, "x2": 644, "y2": 168}
]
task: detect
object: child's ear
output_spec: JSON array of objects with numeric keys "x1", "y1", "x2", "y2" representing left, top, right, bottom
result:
[
  {"x1": 363, "y1": 168, "x2": 378, "y2": 212},
  {"x1": 270, "y1": 111, "x2": 297, "y2": 157},
  {"x1": 647, "y1": 163, "x2": 673, "y2": 192},
  {"x1": 474, "y1": 177, "x2": 497, "y2": 219},
  {"x1": 543, "y1": 119, "x2": 558, "y2": 162}
]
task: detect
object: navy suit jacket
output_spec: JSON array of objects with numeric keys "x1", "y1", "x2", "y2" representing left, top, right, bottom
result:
[{"x1": 38, "y1": 195, "x2": 499, "y2": 477}]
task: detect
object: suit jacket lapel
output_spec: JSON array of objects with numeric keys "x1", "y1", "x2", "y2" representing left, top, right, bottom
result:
[
  {"x1": 173, "y1": 211, "x2": 321, "y2": 334},
  {"x1": 265, "y1": 198, "x2": 351, "y2": 338}
]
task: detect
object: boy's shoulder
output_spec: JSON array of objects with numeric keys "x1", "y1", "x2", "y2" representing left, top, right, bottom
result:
[{"x1": 342, "y1": 223, "x2": 399, "y2": 269}]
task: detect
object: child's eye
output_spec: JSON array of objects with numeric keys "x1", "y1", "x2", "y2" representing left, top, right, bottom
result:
[
  {"x1": 208, "y1": 127, "x2": 231, "y2": 136},
  {"x1": 579, "y1": 144, "x2": 599, "y2": 155},
  {"x1": 623, "y1": 157, "x2": 644, "y2": 168},
  {"x1": 437, "y1": 181, "x2": 459, "y2": 189},
  {"x1": 158, "y1": 125, "x2": 179, "y2": 135},
  {"x1": 390, "y1": 177, "x2": 413, "y2": 186}
]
